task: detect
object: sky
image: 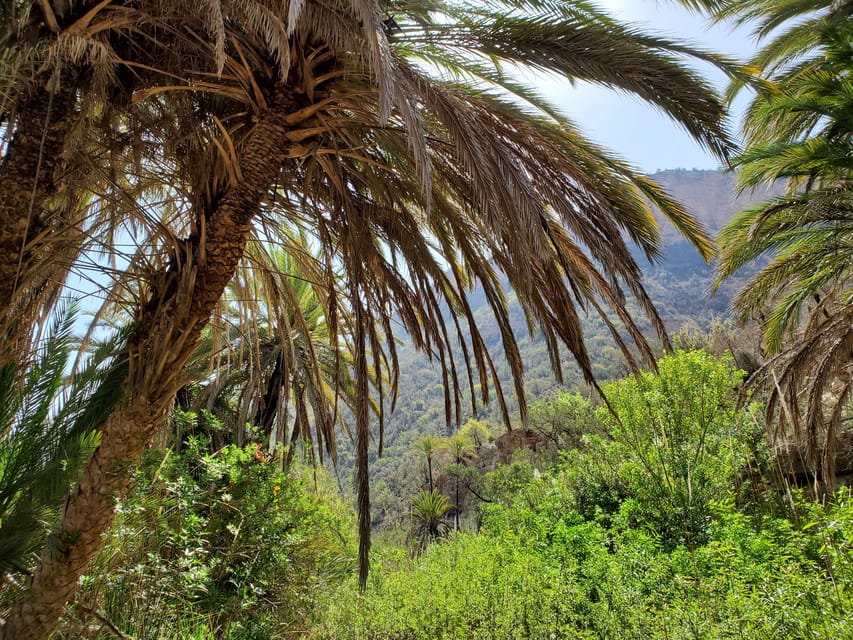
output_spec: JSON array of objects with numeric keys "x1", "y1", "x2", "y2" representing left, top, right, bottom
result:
[{"x1": 541, "y1": 1, "x2": 759, "y2": 173}]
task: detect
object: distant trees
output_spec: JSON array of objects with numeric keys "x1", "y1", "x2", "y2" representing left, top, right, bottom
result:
[
  {"x1": 527, "y1": 391, "x2": 603, "y2": 450},
  {"x1": 409, "y1": 430, "x2": 478, "y2": 538},
  {"x1": 414, "y1": 435, "x2": 442, "y2": 494},
  {"x1": 443, "y1": 435, "x2": 476, "y2": 532}
]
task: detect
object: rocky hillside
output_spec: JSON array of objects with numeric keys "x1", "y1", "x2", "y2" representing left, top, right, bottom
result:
[{"x1": 651, "y1": 168, "x2": 783, "y2": 245}]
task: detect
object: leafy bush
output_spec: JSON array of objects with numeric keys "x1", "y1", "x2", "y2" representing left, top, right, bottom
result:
[
  {"x1": 315, "y1": 352, "x2": 852, "y2": 639},
  {"x1": 595, "y1": 350, "x2": 760, "y2": 548},
  {"x1": 62, "y1": 429, "x2": 355, "y2": 639},
  {"x1": 527, "y1": 391, "x2": 604, "y2": 450},
  {"x1": 317, "y1": 483, "x2": 853, "y2": 639}
]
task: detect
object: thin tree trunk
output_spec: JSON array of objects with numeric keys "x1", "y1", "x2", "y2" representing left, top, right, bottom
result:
[
  {"x1": 353, "y1": 288, "x2": 372, "y2": 590},
  {"x1": 0, "y1": 102, "x2": 293, "y2": 640},
  {"x1": 256, "y1": 351, "x2": 285, "y2": 440},
  {"x1": 0, "y1": 80, "x2": 77, "y2": 362},
  {"x1": 454, "y1": 472, "x2": 459, "y2": 532}
]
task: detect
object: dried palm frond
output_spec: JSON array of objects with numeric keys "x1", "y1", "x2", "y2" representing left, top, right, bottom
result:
[{"x1": 751, "y1": 296, "x2": 853, "y2": 491}]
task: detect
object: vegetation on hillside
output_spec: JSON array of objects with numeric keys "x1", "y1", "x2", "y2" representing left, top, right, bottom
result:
[
  {"x1": 0, "y1": 351, "x2": 845, "y2": 639},
  {"x1": 318, "y1": 353, "x2": 853, "y2": 640}
]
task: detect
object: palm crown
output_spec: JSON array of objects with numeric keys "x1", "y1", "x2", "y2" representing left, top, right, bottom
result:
[{"x1": 676, "y1": 0, "x2": 853, "y2": 489}]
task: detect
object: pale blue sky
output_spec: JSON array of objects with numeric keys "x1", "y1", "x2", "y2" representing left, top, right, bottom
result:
[{"x1": 544, "y1": 1, "x2": 758, "y2": 173}]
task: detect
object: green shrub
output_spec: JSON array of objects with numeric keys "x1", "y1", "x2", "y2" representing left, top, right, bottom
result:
[
  {"x1": 596, "y1": 350, "x2": 760, "y2": 549},
  {"x1": 63, "y1": 432, "x2": 355, "y2": 639},
  {"x1": 315, "y1": 352, "x2": 852, "y2": 639},
  {"x1": 317, "y1": 486, "x2": 853, "y2": 639}
]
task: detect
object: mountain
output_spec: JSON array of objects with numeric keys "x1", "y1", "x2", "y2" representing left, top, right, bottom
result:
[
  {"x1": 652, "y1": 169, "x2": 750, "y2": 243},
  {"x1": 639, "y1": 169, "x2": 782, "y2": 328},
  {"x1": 334, "y1": 169, "x2": 782, "y2": 524}
]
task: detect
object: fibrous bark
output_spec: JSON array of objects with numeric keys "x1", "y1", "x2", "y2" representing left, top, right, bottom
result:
[
  {"x1": 0, "y1": 80, "x2": 78, "y2": 363},
  {"x1": 0, "y1": 101, "x2": 292, "y2": 640}
]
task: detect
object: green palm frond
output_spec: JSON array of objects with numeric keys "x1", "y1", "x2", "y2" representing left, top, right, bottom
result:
[
  {"x1": 409, "y1": 488, "x2": 452, "y2": 548},
  {"x1": 181, "y1": 236, "x2": 377, "y2": 469},
  {"x1": 0, "y1": 303, "x2": 126, "y2": 574},
  {"x1": 713, "y1": 15, "x2": 853, "y2": 490},
  {"x1": 675, "y1": 0, "x2": 853, "y2": 33},
  {"x1": 675, "y1": 1, "x2": 853, "y2": 103}
]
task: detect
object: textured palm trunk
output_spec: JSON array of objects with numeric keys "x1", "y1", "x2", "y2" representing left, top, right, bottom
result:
[
  {"x1": 0, "y1": 82, "x2": 77, "y2": 363},
  {"x1": 256, "y1": 352, "x2": 285, "y2": 441},
  {"x1": 0, "y1": 104, "x2": 292, "y2": 640}
]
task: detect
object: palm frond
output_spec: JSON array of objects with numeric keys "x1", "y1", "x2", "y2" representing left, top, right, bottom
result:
[
  {"x1": 0, "y1": 302, "x2": 126, "y2": 574},
  {"x1": 715, "y1": 15, "x2": 853, "y2": 490}
]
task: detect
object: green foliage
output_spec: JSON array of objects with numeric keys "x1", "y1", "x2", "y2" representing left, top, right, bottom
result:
[
  {"x1": 459, "y1": 420, "x2": 491, "y2": 449},
  {"x1": 596, "y1": 350, "x2": 758, "y2": 549},
  {"x1": 527, "y1": 391, "x2": 603, "y2": 451},
  {"x1": 319, "y1": 484, "x2": 853, "y2": 639},
  {"x1": 413, "y1": 434, "x2": 443, "y2": 492},
  {"x1": 443, "y1": 434, "x2": 474, "y2": 464},
  {"x1": 341, "y1": 168, "x2": 775, "y2": 531},
  {"x1": 480, "y1": 457, "x2": 540, "y2": 507},
  {"x1": 0, "y1": 304, "x2": 125, "y2": 576},
  {"x1": 709, "y1": 4, "x2": 853, "y2": 487},
  {"x1": 409, "y1": 489, "x2": 451, "y2": 551},
  {"x1": 316, "y1": 351, "x2": 852, "y2": 639},
  {"x1": 64, "y1": 429, "x2": 355, "y2": 639}
]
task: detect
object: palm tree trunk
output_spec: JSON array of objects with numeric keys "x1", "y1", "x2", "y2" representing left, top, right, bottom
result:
[
  {"x1": 0, "y1": 102, "x2": 293, "y2": 640},
  {"x1": 256, "y1": 351, "x2": 285, "y2": 441},
  {"x1": 353, "y1": 292, "x2": 372, "y2": 590},
  {"x1": 0, "y1": 81, "x2": 77, "y2": 363}
]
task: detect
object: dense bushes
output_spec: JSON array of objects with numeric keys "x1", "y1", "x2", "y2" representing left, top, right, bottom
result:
[
  {"x1": 10, "y1": 351, "x2": 849, "y2": 638},
  {"x1": 318, "y1": 494, "x2": 852, "y2": 639},
  {"x1": 58, "y1": 427, "x2": 355, "y2": 640},
  {"x1": 590, "y1": 350, "x2": 760, "y2": 548},
  {"x1": 315, "y1": 352, "x2": 853, "y2": 639}
]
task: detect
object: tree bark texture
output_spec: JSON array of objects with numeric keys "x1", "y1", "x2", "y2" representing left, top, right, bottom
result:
[
  {"x1": 0, "y1": 104, "x2": 292, "y2": 640},
  {"x1": 0, "y1": 81, "x2": 78, "y2": 361}
]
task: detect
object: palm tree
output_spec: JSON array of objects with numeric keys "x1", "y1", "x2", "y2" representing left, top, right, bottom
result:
[
  {"x1": 443, "y1": 434, "x2": 475, "y2": 531},
  {"x1": 2, "y1": 2, "x2": 737, "y2": 636},
  {"x1": 0, "y1": 1, "x2": 188, "y2": 363},
  {"x1": 180, "y1": 240, "x2": 368, "y2": 467},
  {"x1": 707, "y1": 12, "x2": 853, "y2": 490},
  {"x1": 409, "y1": 488, "x2": 451, "y2": 551},
  {"x1": 414, "y1": 434, "x2": 443, "y2": 493}
]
